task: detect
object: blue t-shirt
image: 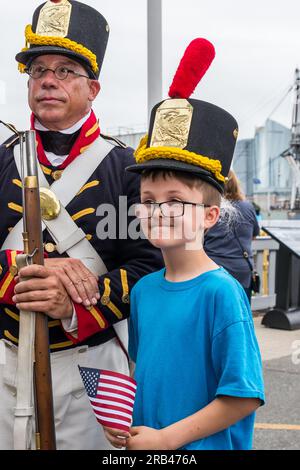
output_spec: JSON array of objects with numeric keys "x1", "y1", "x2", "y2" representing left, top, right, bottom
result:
[{"x1": 129, "y1": 267, "x2": 265, "y2": 450}]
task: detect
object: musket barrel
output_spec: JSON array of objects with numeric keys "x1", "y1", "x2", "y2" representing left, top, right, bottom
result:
[
  {"x1": 25, "y1": 130, "x2": 39, "y2": 177},
  {"x1": 23, "y1": 130, "x2": 56, "y2": 450}
]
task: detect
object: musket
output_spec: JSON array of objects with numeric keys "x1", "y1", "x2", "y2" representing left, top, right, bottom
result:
[{"x1": 1, "y1": 122, "x2": 56, "y2": 449}]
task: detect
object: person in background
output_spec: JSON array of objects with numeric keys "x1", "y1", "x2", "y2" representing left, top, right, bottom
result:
[
  {"x1": 204, "y1": 170, "x2": 260, "y2": 302},
  {"x1": 252, "y1": 202, "x2": 262, "y2": 222}
]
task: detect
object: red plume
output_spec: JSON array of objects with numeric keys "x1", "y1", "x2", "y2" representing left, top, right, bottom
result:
[{"x1": 168, "y1": 38, "x2": 215, "y2": 99}]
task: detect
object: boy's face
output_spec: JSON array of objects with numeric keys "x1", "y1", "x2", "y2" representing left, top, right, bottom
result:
[{"x1": 138, "y1": 174, "x2": 220, "y2": 251}]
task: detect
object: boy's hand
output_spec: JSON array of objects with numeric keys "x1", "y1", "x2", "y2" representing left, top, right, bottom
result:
[
  {"x1": 103, "y1": 426, "x2": 130, "y2": 449},
  {"x1": 126, "y1": 426, "x2": 169, "y2": 450}
]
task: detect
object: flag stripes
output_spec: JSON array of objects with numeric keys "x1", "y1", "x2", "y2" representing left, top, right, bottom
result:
[{"x1": 78, "y1": 366, "x2": 137, "y2": 432}]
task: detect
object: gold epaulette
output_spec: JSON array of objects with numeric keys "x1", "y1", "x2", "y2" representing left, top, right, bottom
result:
[{"x1": 100, "y1": 133, "x2": 127, "y2": 149}]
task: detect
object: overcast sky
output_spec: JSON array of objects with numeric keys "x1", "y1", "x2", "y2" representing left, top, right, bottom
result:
[{"x1": 0, "y1": 0, "x2": 300, "y2": 143}]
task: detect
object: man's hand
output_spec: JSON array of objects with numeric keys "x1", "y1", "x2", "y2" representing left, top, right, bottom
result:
[
  {"x1": 103, "y1": 426, "x2": 130, "y2": 449},
  {"x1": 13, "y1": 264, "x2": 73, "y2": 319},
  {"x1": 126, "y1": 426, "x2": 169, "y2": 450},
  {"x1": 44, "y1": 258, "x2": 100, "y2": 307}
]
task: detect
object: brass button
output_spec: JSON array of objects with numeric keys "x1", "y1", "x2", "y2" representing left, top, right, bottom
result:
[
  {"x1": 101, "y1": 296, "x2": 110, "y2": 306},
  {"x1": 122, "y1": 294, "x2": 130, "y2": 304},
  {"x1": 44, "y1": 242, "x2": 56, "y2": 253},
  {"x1": 51, "y1": 170, "x2": 63, "y2": 181},
  {"x1": 40, "y1": 187, "x2": 61, "y2": 220},
  {"x1": 52, "y1": 170, "x2": 63, "y2": 181},
  {"x1": 0, "y1": 264, "x2": 2, "y2": 276}
]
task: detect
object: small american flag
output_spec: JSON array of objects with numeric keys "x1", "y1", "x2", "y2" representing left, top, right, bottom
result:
[{"x1": 78, "y1": 366, "x2": 137, "y2": 432}]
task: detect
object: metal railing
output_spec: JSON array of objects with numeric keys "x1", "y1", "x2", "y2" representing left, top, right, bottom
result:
[{"x1": 251, "y1": 236, "x2": 280, "y2": 310}]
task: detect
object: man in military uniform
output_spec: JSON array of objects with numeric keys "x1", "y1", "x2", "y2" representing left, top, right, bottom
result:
[{"x1": 0, "y1": 0, "x2": 162, "y2": 449}]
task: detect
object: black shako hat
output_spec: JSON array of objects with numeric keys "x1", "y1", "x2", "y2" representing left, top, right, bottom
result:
[
  {"x1": 126, "y1": 39, "x2": 239, "y2": 193},
  {"x1": 15, "y1": 0, "x2": 109, "y2": 79}
]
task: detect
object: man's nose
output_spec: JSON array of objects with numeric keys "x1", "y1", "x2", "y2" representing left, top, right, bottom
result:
[{"x1": 40, "y1": 69, "x2": 59, "y2": 87}]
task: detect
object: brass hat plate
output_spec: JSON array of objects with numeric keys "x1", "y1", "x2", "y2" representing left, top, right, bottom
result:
[
  {"x1": 36, "y1": 0, "x2": 72, "y2": 38},
  {"x1": 40, "y1": 187, "x2": 61, "y2": 220},
  {"x1": 150, "y1": 99, "x2": 193, "y2": 149}
]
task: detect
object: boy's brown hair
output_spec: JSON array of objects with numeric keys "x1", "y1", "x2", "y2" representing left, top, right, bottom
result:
[
  {"x1": 141, "y1": 170, "x2": 221, "y2": 207},
  {"x1": 224, "y1": 170, "x2": 245, "y2": 202}
]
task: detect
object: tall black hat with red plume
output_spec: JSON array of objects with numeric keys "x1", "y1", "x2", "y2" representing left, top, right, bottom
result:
[{"x1": 126, "y1": 38, "x2": 238, "y2": 193}]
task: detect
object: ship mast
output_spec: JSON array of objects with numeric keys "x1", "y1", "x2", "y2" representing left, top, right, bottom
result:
[{"x1": 281, "y1": 68, "x2": 300, "y2": 210}]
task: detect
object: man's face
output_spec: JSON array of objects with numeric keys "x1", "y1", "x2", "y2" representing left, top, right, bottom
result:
[{"x1": 27, "y1": 54, "x2": 100, "y2": 130}]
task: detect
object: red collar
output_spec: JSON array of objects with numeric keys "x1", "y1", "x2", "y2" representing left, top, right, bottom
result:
[{"x1": 31, "y1": 111, "x2": 100, "y2": 169}]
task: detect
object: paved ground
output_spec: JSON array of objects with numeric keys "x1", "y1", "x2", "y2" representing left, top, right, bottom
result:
[{"x1": 253, "y1": 316, "x2": 300, "y2": 450}]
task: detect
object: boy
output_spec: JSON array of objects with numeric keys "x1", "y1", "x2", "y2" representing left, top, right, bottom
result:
[{"x1": 103, "y1": 39, "x2": 264, "y2": 450}]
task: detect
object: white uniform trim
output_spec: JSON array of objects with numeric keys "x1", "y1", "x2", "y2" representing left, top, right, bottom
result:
[
  {"x1": 1, "y1": 135, "x2": 129, "y2": 355},
  {"x1": 2, "y1": 136, "x2": 114, "y2": 260}
]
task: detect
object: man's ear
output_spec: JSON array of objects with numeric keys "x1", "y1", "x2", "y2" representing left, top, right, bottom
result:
[
  {"x1": 88, "y1": 80, "x2": 100, "y2": 101},
  {"x1": 204, "y1": 205, "x2": 220, "y2": 230}
]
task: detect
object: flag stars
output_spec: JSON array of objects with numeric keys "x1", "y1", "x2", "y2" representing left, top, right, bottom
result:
[
  {"x1": 78, "y1": 366, "x2": 137, "y2": 432},
  {"x1": 78, "y1": 366, "x2": 100, "y2": 398}
]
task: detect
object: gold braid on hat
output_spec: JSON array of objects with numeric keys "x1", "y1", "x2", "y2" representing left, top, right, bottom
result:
[
  {"x1": 134, "y1": 135, "x2": 226, "y2": 183},
  {"x1": 18, "y1": 25, "x2": 99, "y2": 74}
]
